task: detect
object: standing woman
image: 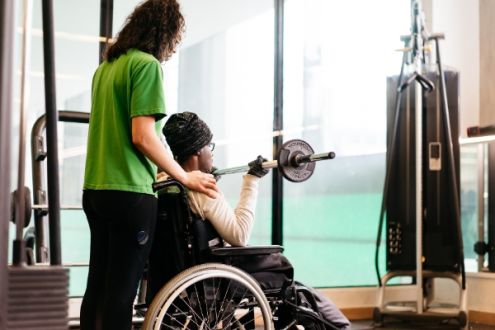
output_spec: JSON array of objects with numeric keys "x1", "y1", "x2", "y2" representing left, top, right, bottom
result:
[{"x1": 80, "y1": 1, "x2": 218, "y2": 329}]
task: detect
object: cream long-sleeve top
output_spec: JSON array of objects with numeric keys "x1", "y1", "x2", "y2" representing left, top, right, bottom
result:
[{"x1": 187, "y1": 174, "x2": 260, "y2": 247}]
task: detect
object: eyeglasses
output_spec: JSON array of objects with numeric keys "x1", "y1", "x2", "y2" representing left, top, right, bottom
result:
[{"x1": 208, "y1": 142, "x2": 215, "y2": 152}]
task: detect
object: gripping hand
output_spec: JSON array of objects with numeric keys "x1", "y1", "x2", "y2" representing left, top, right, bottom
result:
[{"x1": 247, "y1": 155, "x2": 269, "y2": 178}]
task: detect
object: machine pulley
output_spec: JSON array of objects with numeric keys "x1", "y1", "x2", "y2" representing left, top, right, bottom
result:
[{"x1": 213, "y1": 139, "x2": 335, "y2": 182}]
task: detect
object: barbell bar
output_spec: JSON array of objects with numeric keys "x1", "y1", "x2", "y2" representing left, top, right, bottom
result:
[{"x1": 213, "y1": 139, "x2": 335, "y2": 182}]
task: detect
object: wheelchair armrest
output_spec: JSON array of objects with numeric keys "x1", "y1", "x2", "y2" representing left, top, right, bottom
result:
[{"x1": 209, "y1": 245, "x2": 284, "y2": 257}]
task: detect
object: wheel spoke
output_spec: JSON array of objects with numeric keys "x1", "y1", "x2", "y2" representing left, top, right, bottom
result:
[
  {"x1": 209, "y1": 278, "x2": 221, "y2": 326},
  {"x1": 158, "y1": 312, "x2": 197, "y2": 330},
  {"x1": 194, "y1": 282, "x2": 206, "y2": 322},
  {"x1": 218, "y1": 284, "x2": 251, "y2": 328},
  {"x1": 216, "y1": 279, "x2": 238, "y2": 326},
  {"x1": 162, "y1": 300, "x2": 204, "y2": 329},
  {"x1": 145, "y1": 264, "x2": 271, "y2": 330}
]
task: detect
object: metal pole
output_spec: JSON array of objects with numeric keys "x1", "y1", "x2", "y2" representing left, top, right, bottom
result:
[
  {"x1": 0, "y1": 0, "x2": 15, "y2": 326},
  {"x1": 272, "y1": 0, "x2": 284, "y2": 245},
  {"x1": 31, "y1": 111, "x2": 90, "y2": 263},
  {"x1": 434, "y1": 37, "x2": 465, "y2": 288},
  {"x1": 488, "y1": 142, "x2": 495, "y2": 271},
  {"x1": 13, "y1": 0, "x2": 34, "y2": 266},
  {"x1": 41, "y1": 0, "x2": 63, "y2": 265},
  {"x1": 99, "y1": 0, "x2": 113, "y2": 63},
  {"x1": 477, "y1": 144, "x2": 485, "y2": 271},
  {"x1": 411, "y1": 0, "x2": 424, "y2": 314},
  {"x1": 414, "y1": 67, "x2": 423, "y2": 314}
]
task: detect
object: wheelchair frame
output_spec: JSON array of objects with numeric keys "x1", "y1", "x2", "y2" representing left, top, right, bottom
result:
[
  {"x1": 140, "y1": 179, "x2": 334, "y2": 330},
  {"x1": 140, "y1": 179, "x2": 283, "y2": 330},
  {"x1": 143, "y1": 263, "x2": 273, "y2": 330}
]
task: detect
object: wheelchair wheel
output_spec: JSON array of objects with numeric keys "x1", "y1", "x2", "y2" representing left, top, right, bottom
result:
[{"x1": 143, "y1": 263, "x2": 273, "y2": 330}]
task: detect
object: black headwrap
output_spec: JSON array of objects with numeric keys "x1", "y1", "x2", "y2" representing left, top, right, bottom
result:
[{"x1": 163, "y1": 112, "x2": 213, "y2": 161}]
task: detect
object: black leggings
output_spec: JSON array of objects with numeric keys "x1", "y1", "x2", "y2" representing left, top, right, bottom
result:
[{"x1": 80, "y1": 190, "x2": 157, "y2": 330}]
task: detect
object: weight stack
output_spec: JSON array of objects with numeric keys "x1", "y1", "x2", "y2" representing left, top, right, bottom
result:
[
  {"x1": 385, "y1": 69, "x2": 462, "y2": 273},
  {"x1": 7, "y1": 266, "x2": 69, "y2": 329}
]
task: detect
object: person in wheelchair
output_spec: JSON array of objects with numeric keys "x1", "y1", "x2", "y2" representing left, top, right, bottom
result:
[
  {"x1": 151, "y1": 111, "x2": 351, "y2": 330},
  {"x1": 162, "y1": 111, "x2": 269, "y2": 247}
]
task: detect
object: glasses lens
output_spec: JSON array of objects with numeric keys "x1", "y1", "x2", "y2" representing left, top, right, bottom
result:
[{"x1": 209, "y1": 143, "x2": 215, "y2": 151}]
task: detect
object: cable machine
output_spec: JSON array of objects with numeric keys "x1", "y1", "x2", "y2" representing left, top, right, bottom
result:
[{"x1": 374, "y1": 0, "x2": 467, "y2": 326}]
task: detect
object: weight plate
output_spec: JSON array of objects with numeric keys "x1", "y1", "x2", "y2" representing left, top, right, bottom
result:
[
  {"x1": 10, "y1": 186, "x2": 32, "y2": 228},
  {"x1": 277, "y1": 139, "x2": 316, "y2": 182}
]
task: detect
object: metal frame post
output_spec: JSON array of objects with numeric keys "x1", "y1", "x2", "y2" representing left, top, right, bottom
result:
[
  {"x1": 0, "y1": 0, "x2": 15, "y2": 326},
  {"x1": 41, "y1": 0, "x2": 63, "y2": 265},
  {"x1": 433, "y1": 36, "x2": 465, "y2": 288},
  {"x1": 477, "y1": 143, "x2": 485, "y2": 271},
  {"x1": 489, "y1": 142, "x2": 495, "y2": 271},
  {"x1": 13, "y1": 0, "x2": 34, "y2": 266},
  {"x1": 414, "y1": 56, "x2": 424, "y2": 314},
  {"x1": 410, "y1": 0, "x2": 425, "y2": 313},
  {"x1": 31, "y1": 111, "x2": 90, "y2": 263},
  {"x1": 99, "y1": 0, "x2": 113, "y2": 63},
  {"x1": 272, "y1": 0, "x2": 284, "y2": 245}
]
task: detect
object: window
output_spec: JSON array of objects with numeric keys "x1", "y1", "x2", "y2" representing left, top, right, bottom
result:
[
  {"x1": 174, "y1": 3, "x2": 275, "y2": 244},
  {"x1": 282, "y1": 0, "x2": 410, "y2": 287}
]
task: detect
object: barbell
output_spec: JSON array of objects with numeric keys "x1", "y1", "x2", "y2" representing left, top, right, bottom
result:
[{"x1": 213, "y1": 139, "x2": 335, "y2": 182}]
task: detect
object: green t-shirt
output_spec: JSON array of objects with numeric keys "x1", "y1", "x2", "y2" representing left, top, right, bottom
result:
[{"x1": 83, "y1": 49, "x2": 166, "y2": 195}]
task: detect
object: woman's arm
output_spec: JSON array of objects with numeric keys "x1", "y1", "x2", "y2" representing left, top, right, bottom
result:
[
  {"x1": 189, "y1": 174, "x2": 260, "y2": 246},
  {"x1": 132, "y1": 115, "x2": 218, "y2": 198}
]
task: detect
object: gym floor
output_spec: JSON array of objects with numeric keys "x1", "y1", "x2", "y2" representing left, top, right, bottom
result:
[
  {"x1": 352, "y1": 320, "x2": 495, "y2": 330},
  {"x1": 69, "y1": 320, "x2": 495, "y2": 329}
]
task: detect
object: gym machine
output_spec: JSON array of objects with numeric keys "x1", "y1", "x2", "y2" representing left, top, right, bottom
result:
[
  {"x1": 373, "y1": 0, "x2": 467, "y2": 326},
  {"x1": 6, "y1": 0, "x2": 70, "y2": 328}
]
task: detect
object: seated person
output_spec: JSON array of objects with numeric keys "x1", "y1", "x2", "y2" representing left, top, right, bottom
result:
[
  {"x1": 162, "y1": 111, "x2": 268, "y2": 247},
  {"x1": 160, "y1": 111, "x2": 351, "y2": 330}
]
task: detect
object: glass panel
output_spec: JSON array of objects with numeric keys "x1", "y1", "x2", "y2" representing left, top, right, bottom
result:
[
  {"x1": 460, "y1": 143, "x2": 482, "y2": 272},
  {"x1": 10, "y1": 0, "x2": 98, "y2": 291},
  {"x1": 50, "y1": 0, "x2": 99, "y2": 296},
  {"x1": 60, "y1": 122, "x2": 89, "y2": 296},
  {"x1": 171, "y1": 1, "x2": 275, "y2": 244},
  {"x1": 61, "y1": 210, "x2": 89, "y2": 297},
  {"x1": 283, "y1": 0, "x2": 410, "y2": 287},
  {"x1": 56, "y1": 0, "x2": 275, "y2": 295},
  {"x1": 112, "y1": 1, "x2": 275, "y2": 245}
]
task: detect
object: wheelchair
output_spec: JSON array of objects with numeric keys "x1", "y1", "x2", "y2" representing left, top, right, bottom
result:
[{"x1": 140, "y1": 179, "x2": 339, "y2": 330}]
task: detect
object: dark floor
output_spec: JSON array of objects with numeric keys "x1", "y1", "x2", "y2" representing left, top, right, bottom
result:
[
  {"x1": 70, "y1": 320, "x2": 495, "y2": 330},
  {"x1": 353, "y1": 320, "x2": 495, "y2": 330}
]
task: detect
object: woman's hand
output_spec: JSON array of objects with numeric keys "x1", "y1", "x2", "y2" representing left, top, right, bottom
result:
[
  {"x1": 157, "y1": 171, "x2": 168, "y2": 181},
  {"x1": 184, "y1": 170, "x2": 219, "y2": 199}
]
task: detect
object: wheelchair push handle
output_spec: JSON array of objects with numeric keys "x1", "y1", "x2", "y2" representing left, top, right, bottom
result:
[{"x1": 213, "y1": 139, "x2": 335, "y2": 183}]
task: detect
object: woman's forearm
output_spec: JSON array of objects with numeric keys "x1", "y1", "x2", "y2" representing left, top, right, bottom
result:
[
  {"x1": 132, "y1": 115, "x2": 188, "y2": 182},
  {"x1": 131, "y1": 116, "x2": 218, "y2": 198}
]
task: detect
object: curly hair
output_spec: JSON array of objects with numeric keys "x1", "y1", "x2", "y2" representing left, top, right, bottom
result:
[{"x1": 104, "y1": 0, "x2": 185, "y2": 62}]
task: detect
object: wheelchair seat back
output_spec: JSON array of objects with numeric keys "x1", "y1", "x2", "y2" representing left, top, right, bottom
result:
[
  {"x1": 147, "y1": 179, "x2": 293, "y2": 303},
  {"x1": 147, "y1": 179, "x2": 224, "y2": 302}
]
